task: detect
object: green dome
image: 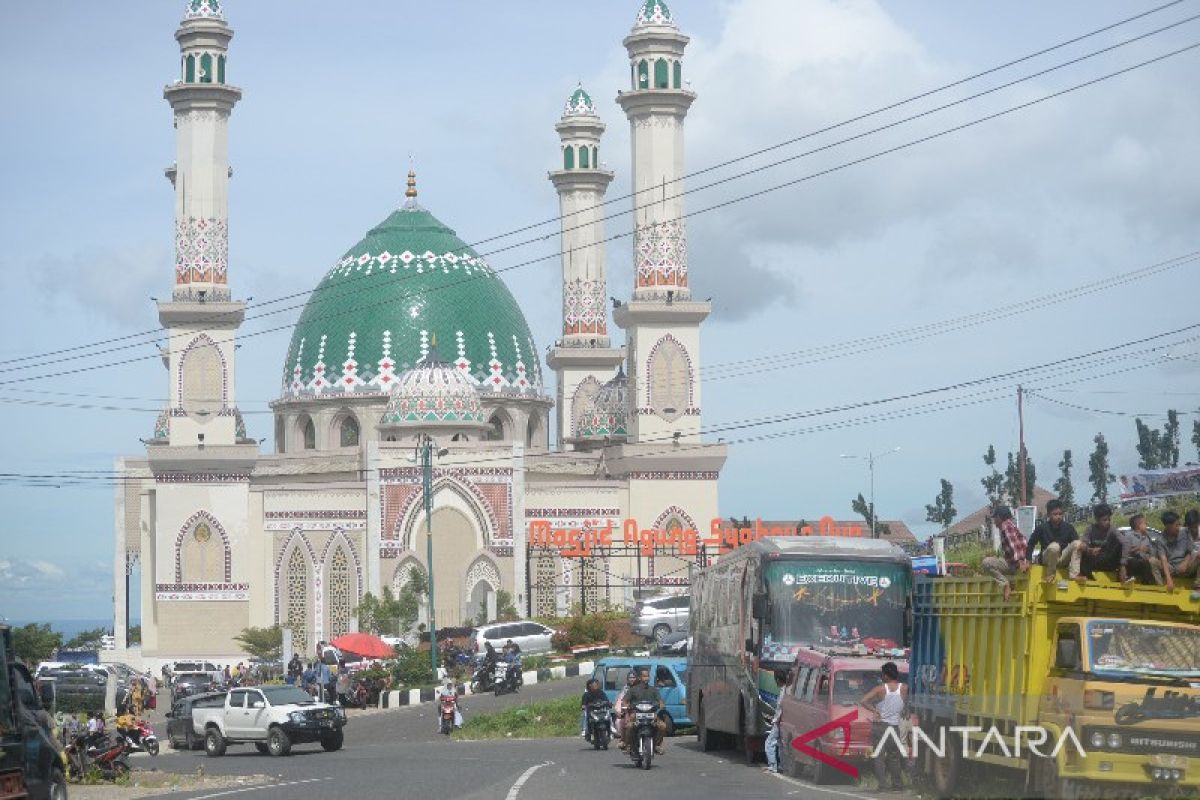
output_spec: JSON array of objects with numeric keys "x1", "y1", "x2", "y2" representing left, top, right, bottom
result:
[
  {"x1": 635, "y1": 0, "x2": 672, "y2": 26},
  {"x1": 185, "y1": 0, "x2": 223, "y2": 19},
  {"x1": 282, "y1": 200, "x2": 542, "y2": 399},
  {"x1": 564, "y1": 84, "x2": 595, "y2": 116}
]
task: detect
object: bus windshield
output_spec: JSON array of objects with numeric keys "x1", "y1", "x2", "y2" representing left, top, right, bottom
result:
[
  {"x1": 762, "y1": 560, "x2": 908, "y2": 652},
  {"x1": 1086, "y1": 621, "x2": 1200, "y2": 679}
]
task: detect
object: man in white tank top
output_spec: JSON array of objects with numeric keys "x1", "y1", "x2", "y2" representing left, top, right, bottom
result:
[{"x1": 859, "y1": 662, "x2": 910, "y2": 791}]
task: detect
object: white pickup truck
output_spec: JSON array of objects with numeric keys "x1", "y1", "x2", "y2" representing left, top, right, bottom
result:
[{"x1": 192, "y1": 684, "x2": 347, "y2": 757}]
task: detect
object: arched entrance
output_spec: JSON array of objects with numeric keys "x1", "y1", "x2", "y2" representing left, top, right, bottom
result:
[{"x1": 411, "y1": 507, "x2": 478, "y2": 628}]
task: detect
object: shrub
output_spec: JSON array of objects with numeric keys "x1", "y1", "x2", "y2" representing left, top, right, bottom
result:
[
  {"x1": 552, "y1": 614, "x2": 608, "y2": 652},
  {"x1": 391, "y1": 646, "x2": 434, "y2": 686}
]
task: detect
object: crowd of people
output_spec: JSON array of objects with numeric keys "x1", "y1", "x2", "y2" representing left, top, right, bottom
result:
[{"x1": 983, "y1": 501, "x2": 1200, "y2": 600}]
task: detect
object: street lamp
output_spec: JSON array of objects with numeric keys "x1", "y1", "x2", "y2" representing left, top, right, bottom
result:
[
  {"x1": 415, "y1": 434, "x2": 449, "y2": 677},
  {"x1": 840, "y1": 447, "x2": 901, "y2": 539}
]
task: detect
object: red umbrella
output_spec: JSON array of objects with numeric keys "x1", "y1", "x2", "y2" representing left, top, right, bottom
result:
[{"x1": 330, "y1": 633, "x2": 395, "y2": 659}]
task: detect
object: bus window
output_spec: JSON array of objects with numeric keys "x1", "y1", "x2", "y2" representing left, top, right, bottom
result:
[
  {"x1": 793, "y1": 667, "x2": 811, "y2": 698},
  {"x1": 833, "y1": 670, "x2": 881, "y2": 706},
  {"x1": 654, "y1": 666, "x2": 676, "y2": 688},
  {"x1": 604, "y1": 665, "x2": 630, "y2": 691}
]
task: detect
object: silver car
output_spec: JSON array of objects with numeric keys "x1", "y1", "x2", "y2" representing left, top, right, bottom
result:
[
  {"x1": 468, "y1": 620, "x2": 557, "y2": 655},
  {"x1": 631, "y1": 595, "x2": 690, "y2": 641}
]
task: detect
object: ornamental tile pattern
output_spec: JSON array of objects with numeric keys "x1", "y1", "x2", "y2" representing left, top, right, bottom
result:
[
  {"x1": 563, "y1": 85, "x2": 595, "y2": 116},
  {"x1": 175, "y1": 217, "x2": 228, "y2": 286},
  {"x1": 282, "y1": 206, "x2": 542, "y2": 400},
  {"x1": 635, "y1": 0, "x2": 673, "y2": 26},
  {"x1": 155, "y1": 583, "x2": 248, "y2": 602},
  {"x1": 524, "y1": 507, "x2": 623, "y2": 517},
  {"x1": 563, "y1": 278, "x2": 607, "y2": 336},
  {"x1": 379, "y1": 358, "x2": 485, "y2": 426},
  {"x1": 185, "y1": 0, "x2": 223, "y2": 19},
  {"x1": 326, "y1": 547, "x2": 351, "y2": 639},
  {"x1": 285, "y1": 546, "x2": 310, "y2": 656},
  {"x1": 579, "y1": 368, "x2": 628, "y2": 439},
  {"x1": 173, "y1": 511, "x2": 231, "y2": 583},
  {"x1": 627, "y1": 471, "x2": 719, "y2": 480},
  {"x1": 634, "y1": 219, "x2": 687, "y2": 290}
]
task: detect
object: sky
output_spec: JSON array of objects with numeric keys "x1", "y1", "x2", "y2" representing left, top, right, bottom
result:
[{"x1": 1, "y1": 0, "x2": 1198, "y2": 622}]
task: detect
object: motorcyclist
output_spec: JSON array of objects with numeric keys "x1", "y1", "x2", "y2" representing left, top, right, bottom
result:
[
  {"x1": 502, "y1": 640, "x2": 522, "y2": 689},
  {"x1": 621, "y1": 668, "x2": 666, "y2": 755},
  {"x1": 434, "y1": 677, "x2": 463, "y2": 731},
  {"x1": 482, "y1": 641, "x2": 498, "y2": 668},
  {"x1": 580, "y1": 678, "x2": 608, "y2": 740},
  {"x1": 613, "y1": 671, "x2": 638, "y2": 746}
]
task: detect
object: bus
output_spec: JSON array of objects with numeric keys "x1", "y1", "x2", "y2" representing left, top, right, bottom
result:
[{"x1": 687, "y1": 536, "x2": 912, "y2": 760}]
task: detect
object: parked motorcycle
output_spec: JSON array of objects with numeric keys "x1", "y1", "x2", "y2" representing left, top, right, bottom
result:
[
  {"x1": 628, "y1": 701, "x2": 658, "y2": 770},
  {"x1": 85, "y1": 734, "x2": 132, "y2": 779},
  {"x1": 119, "y1": 719, "x2": 159, "y2": 757},
  {"x1": 439, "y1": 694, "x2": 458, "y2": 735},
  {"x1": 469, "y1": 660, "x2": 495, "y2": 694},
  {"x1": 586, "y1": 699, "x2": 612, "y2": 750}
]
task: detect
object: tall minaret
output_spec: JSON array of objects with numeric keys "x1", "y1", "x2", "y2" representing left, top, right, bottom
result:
[
  {"x1": 156, "y1": 0, "x2": 247, "y2": 449},
  {"x1": 546, "y1": 85, "x2": 625, "y2": 447},
  {"x1": 613, "y1": 0, "x2": 710, "y2": 444}
]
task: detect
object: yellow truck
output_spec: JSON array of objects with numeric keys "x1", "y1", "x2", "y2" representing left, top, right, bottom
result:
[{"x1": 910, "y1": 566, "x2": 1200, "y2": 799}]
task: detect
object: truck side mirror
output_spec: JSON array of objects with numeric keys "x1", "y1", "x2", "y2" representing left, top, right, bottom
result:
[
  {"x1": 1055, "y1": 638, "x2": 1080, "y2": 671},
  {"x1": 745, "y1": 638, "x2": 757, "y2": 657},
  {"x1": 751, "y1": 593, "x2": 768, "y2": 620}
]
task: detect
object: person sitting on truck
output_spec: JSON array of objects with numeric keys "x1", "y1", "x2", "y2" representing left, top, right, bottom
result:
[
  {"x1": 981, "y1": 506, "x2": 1029, "y2": 601},
  {"x1": 860, "y1": 662, "x2": 910, "y2": 792},
  {"x1": 1118, "y1": 513, "x2": 1168, "y2": 586},
  {"x1": 1161, "y1": 511, "x2": 1199, "y2": 589},
  {"x1": 1184, "y1": 509, "x2": 1200, "y2": 547},
  {"x1": 1027, "y1": 498, "x2": 1079, "y2": 583},
  {"x1": 1069, "y1": 504, "x2": 1124, "y2": 585}
]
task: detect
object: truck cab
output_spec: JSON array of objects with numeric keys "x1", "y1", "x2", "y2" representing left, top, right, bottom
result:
[
  {"x1": 1, "y1": 624, "x2": 67, "y2": 800},
  {"x1": 193, "y1": 684, "x2": 346, "y2": 758}
]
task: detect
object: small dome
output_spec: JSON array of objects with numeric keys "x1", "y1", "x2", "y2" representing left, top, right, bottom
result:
[
  {"x1": 635, "y1": 0, "x2": 673, "y2": 26},
  {"x1": 563, "y1": 84, "x2": 595, "y2": 116},
  {"x1": 379, "y1": 344, "x2": 487, "y2": 430},
  {"x1": 185, "y1": 0, "x2": 223, "y2": 19},
  {"x1": 578, "y1": 366, "x2": 629, "y2": 440}
]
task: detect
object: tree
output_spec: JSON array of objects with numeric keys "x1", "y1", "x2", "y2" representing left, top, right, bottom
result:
[
  {"x1": 851, "y1": 493, "x2": 891, "y2": 538},
  {"x1": 1135, "y1": 411, "x2": 1181, "y2": 470},
  {"x1": 64, "y1": 627, "x2": 108, "y2": 650},
  {"x1": 1053, "y1": 449, "x2": 1075, "y2": 509},
  {"x1": 1163, "y1": 410, "x2": 1180, "y2": 468},
  {"x1": 924, "y1": 479, "x2": 957, "y2": 529},
  {"x1": 234, "y1": 626, "x2": 282, "y2": 661},
  {"x1": 128, "y1": 625, "x2": 141, "y2": 645},
  {"x1": 1088, "y1": 433, "x2": 1115, "y2": 504},
  {"x1": 1193, "y1": 411, "x2": 1200, "y2": 461},
  {"x1": 357, "y1": 568, "x2": 427, "y2": 637},
  {"x1": 1004, "y1": 449, "x2": 1037, "y2": 505},
  {"x1": 474, "y1": 589, "x2": 519, "y2": 626},
  {"x1": 12, "y1": 623, "x2": 62, "y2": 664},
  {"x1": 980, "y1": 445, "x2": 1005, "y2": 505}
]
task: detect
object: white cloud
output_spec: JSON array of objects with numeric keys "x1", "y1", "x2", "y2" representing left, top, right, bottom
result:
[
  {"x1": 0, "y1": 557, "x2": 68, "y2": 589},
  {"x1": 29, "y1": 243, "x2": 166, "y2": 327}
]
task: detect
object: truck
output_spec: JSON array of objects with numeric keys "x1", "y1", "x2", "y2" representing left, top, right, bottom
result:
[
  {"x1": 192, "y1": 684, "x2": 346, "y2": 757},
  {"x1": 911, "y1": 565, "x2": 1200, "y2": 799},
  {"x1": 0, "y1": 624, "x2": 67, "y2": 800}
]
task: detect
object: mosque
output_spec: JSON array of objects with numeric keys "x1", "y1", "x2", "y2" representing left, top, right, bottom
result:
[{"x1": 110, "y1": 0, "x2": 726, "y2": 666}]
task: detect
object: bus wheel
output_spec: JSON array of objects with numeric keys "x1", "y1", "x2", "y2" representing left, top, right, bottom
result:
[
  {"x1": 930, "y1": 740, "x2": 960, "y2": 798},
  {"x1": 697, "y1": 697, "x2": 718, "y2": 752}
]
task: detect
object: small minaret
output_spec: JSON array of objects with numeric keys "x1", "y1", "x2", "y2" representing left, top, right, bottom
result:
[
  {"x1": 613, "y1": 0, "x2": 710, "y2": 445},
  {"x1": 546, "y1": 85, "x2": 625, "y2": 448}
]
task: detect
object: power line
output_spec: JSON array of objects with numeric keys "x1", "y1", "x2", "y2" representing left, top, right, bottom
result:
[
  {"x1": 6, "y1": 41, "x2": 1198, "y2": 389},
  {"x1": 1026, "y1": 390, "x2": 1199, "y2": 417},
  {"x1": 3, "y1": 2, "x2": 1193, "y2": 370}
]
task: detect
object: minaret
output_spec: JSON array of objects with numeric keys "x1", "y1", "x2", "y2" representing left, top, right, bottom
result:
[
  {"x1": 546, "y1": 85, "x2": 625, "y2": 448},
  {"x1": 613, "y1": 0, "x2": 710, "y2": 444},
  {"x1": 156, "y1": 0, "x2": 247, "y2": 449}
]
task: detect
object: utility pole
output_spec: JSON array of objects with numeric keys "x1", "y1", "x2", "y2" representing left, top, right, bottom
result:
[
  {"x1": 841, "y1": 448, "x2": 900, "y2": 539},
  {"x1": 419, "y1": 435, "x2": 438, "y2": 678},
  {"x1": 1018, "y1": 385, "x2": 1028, "y2": 506}
]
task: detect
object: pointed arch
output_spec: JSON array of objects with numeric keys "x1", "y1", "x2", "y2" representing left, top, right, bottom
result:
[
  {"x1": 465, "y1": 553, "x2": 503, "y2": 624},
  {"x1": 174, "y1": 510, "x2": 231, "y2": 584},
  {"x1": 320, "y1": 530, "x2": 362, "y2": 639},
  {"x1": 395, "y1": 476, "x2": 496, "y2": 552},
  {"x1": 275, "y1": 530, "x2": 316, "y2": 657},
  {"x1": 178, "y1": 333, "x2": 228, "y2": 415},
  {"x1": 645, "y1": 333, "x2": 693, "y2": 422},
  {"x1": 563, "y1": 146, "x2": 575, "y2": 170},
  {"x1": 570, "y1": 376, "x2": 602, "y2": 437},
  {"x1": 392, "y1": 555, "x2": 427, "y2": 595}
]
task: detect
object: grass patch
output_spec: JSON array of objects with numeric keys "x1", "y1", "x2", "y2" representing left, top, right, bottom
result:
[{"x1": 452, "y1": 695, "x2": 580, "y2": 741}]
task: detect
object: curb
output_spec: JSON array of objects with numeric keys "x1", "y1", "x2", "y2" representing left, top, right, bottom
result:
[{"x1": 378, "y1": 661, "x2": 593, "y2": 709}]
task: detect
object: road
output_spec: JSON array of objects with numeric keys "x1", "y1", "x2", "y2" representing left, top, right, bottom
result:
[{"x1": 133, "y1": 679, "x2": 908, "y2": 800}]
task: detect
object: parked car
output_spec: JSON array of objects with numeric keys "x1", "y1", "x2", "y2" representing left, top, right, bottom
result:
[
  {"x1": 170, "y1": 660, "x2": 221, "y2": 684},
  {"x1": 193, "y1": 685, "x2": 346, "y2": 757},
  {"x1": 592, "y1": 656, "x2": 691, "y2": 736},
  {"x1": 172, "y1": 672, "x2": 218, "y2": 700},
  {"x1": 166, "y1": 691, "x2": 227, "y2": 750},
  {"x1": 36, "y1": 664, "x2": 107, "y2": 710},
  {"x1": 631, "y1": 594, "x2": 690, "y2": 641},
  {"x1": 654, "y1": 631, "x2": 689, "y2": 656},
  {"x1": 468, "y1": 620, "x2": 557, "y2": 655}
]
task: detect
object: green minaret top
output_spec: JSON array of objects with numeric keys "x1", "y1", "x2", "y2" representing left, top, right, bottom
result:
[
  {"x1": 185, "y1": 0, "x2": 223, "y2": 20},
  {"x1": 635, "y1": 0, "x2": 673, "y2": 26},
  {"x1": 563, "y1": 84, "x2": 595, "y2": 116}
]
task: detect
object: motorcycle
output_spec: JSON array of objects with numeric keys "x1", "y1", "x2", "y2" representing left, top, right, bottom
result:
[
  {"x1": 586, "y1": 700, "x2": 612, "y2": 750},
  {"x1": 469, "y1": 659, "x2": 495, "y2": 694},
  {"x1": 120, "y1": 719, "x2": 160, "y2": 757},
  {"x1": 439, "y1": 694, "x2": 458, "y2": 735},
  {"x1": 492, "y1": 661, "x2": 511, "y2": 696},
  {"x1": 85, "y1": 733, "x2": 132, "y2": 779},
  {"x1": 628, "y1": 701, "x2": 658, "y2": 770}
]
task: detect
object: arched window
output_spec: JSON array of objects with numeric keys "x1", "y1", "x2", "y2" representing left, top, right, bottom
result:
[
  {"x1": 579, "y1": 146, "x2": 589, "y2": 169},
  {"x1": 217, "y1": 54, "x2": 226, "y2": 84},
  {"x1": 563, "y1": 146, "x2": 574, "y2": 170},
  {"x1": 485, "y1": 414, "x2": 505, "y2": 442},
  {"x1": 339, "y1": 416, "x2": 360, "y2": 448},
  {"x1": 185, "y1": 54, "x2": 196, "y2": 83},
  {"x1": 526, "y1": 414, "x2": 540, "y2": 448},
  {"x1": 327, "y1": 547, "x2": 352, "y2": 639},
  {"x1": 654, "y1": 58, "x2": 669, "y2": 89},
  {"x1": 648, "y1": 336, "x2": 690, "y2": 422},
  {"x1": 637, "y1": 60, "x2": 649, "y2": 89},
  {"x1": 673, "y1": 61, "x2": 682, "y2": 89},
  {"x1": 200, "y1": 53, "x2": 213, "y2": 84},
  {"x1": 300, "y1": 416, "x2": 316, "y2": 450},
  {"x1": 180, "y1": 337, "x2": 223, "y2": 417},
  {"x1": 284, "y1": 547, "x2": 310, "y2": 657},
  {"x1": 180, "y1": 519, "x2": 223, "y2": 583},
  {"x1": 592, "y1": 146, "x2": 598, "y2": 168}
]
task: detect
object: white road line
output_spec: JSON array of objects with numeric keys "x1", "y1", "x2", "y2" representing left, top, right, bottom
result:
[
  {"x1": 770, "y1": 771, "x2": 888, "y2": 800},
  {"x1": 186, "y1": 776, "x2": 332, "y2": 800},
  {"x1": 504, "y1": 760, "x2": 553, "y2": 800}
]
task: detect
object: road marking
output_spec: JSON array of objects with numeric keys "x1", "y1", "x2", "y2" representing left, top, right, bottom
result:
[
  {"x1": 186, "y1": 777, "x2": 333, "y2": 800},
  {"x1": 504, "y1": 760, "x2": 553, "y2": 800},
  {"x1": 770, "y1": 771, "x2": 886, "y2": 800}
]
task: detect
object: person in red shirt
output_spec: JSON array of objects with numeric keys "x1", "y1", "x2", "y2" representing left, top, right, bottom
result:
[{"x1": 981, "y1": 506, "x2": 1029, "y2": 601}]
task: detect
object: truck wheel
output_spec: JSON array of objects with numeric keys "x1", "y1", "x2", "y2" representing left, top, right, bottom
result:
[
  {"x1": 811, "y1": 744, "x2": 836, "y2": 785},
  {"x1": 48, "y1": 768, "x2": 67, "y2": 800},
  {"x1": 254, "y1": 743, "x2": 270, "y2": 754},
  {"x1": 651, "y1": 624, "x2": 671, "y2": 642},
  {"x1": 321, "y1": 730, "x2": 344, "y2": 752},
  {"x1": 930, "y1": 738, "x2": 960, "y2": 798},
  {"x1": 205, "y1": 728, "x2": 226, "y2": 757},
  {"x1": 185, "y1": 727, "x2": 198, "y2": 750},
  {"x1": 267, "y1": 726, "x2": 292, "y2": 757}
]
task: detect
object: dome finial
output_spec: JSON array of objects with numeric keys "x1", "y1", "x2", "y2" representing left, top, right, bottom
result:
[{"x1": 405, "y1": 169, "x2": 418, "y2": 199}]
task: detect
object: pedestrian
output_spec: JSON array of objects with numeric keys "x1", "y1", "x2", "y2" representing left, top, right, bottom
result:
[
  {"x1": 981, "y1": 506, "x2": 1029, "y2": 601},
  {"x1": 336, "y1": 663, "x2": 351, "y2": 706},
  {"x1": 1117, "y1": 513, "x2": 1168, "y2": 586},
  {"x1": 1026, "y1": 498, "x2": 1078, "y2": 583},
  {"x1": 1069, "y1": 505, "x2": 1123, "y2": 584},
  {"x1": 762, "y1": 670, "x2": 791, "y2": 774},
  {"x1": 130, "y1": 678, "x2": 145, "y2": 716},
  {"x1": 860, "y1": 662, "x2": 910, "y2": 792}
]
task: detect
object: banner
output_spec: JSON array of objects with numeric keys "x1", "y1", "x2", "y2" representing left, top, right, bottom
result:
[{"x1": 1119, "y1": 466, "x2": 1200, "y2": 499}]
